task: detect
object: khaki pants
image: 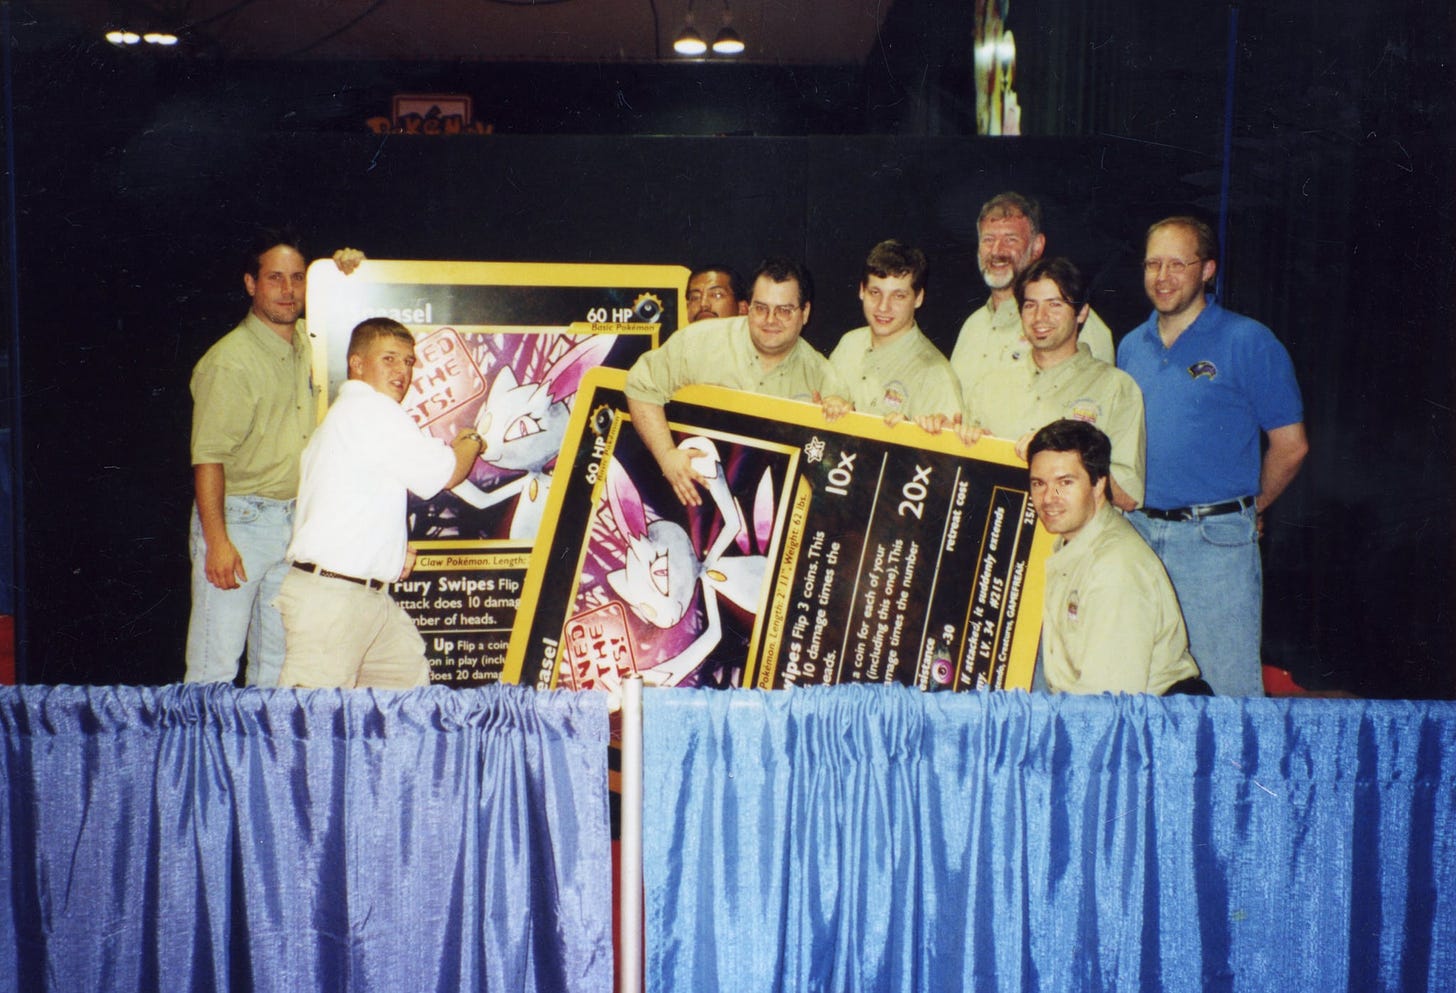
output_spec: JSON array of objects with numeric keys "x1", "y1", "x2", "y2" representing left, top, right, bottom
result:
[{"x1": 274, "y1": 568, "x2": 430, "y2": 689}]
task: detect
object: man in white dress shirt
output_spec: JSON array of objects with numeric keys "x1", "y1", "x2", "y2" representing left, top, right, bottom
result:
[{"x1": 276, "y1": 318, "x2": 484, "y2": 689}]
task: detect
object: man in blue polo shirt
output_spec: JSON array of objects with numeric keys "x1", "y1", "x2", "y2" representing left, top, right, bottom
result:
[{"x1": 1118, "y1": 216, "x2": 1308, "y2": 696}]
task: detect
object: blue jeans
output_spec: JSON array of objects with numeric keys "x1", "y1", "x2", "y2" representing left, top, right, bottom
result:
[
  {"x1": 1128, "y1": 504, "x2": 1264, "y2": 696},
  {"x1": 184, "y1": 496, "x2": 295, "y2": 686}
]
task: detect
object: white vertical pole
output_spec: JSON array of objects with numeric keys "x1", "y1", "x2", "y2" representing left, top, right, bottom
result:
[{"x1": 617, "y1": 676, "x2": 644, "y2": 993}]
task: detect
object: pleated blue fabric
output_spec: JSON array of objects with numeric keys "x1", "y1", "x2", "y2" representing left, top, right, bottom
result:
[
  {"x1": 642, "y1": 686, "x2": 1456, "y2": 993},
  {"x1": 0, "y1": 683, "x2": 612, "y2": 993}
]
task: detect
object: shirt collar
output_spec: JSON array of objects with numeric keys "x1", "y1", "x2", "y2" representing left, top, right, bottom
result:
[
  {"x1": 241, "y1": 310, "x2": 305, "y2": 358},
  {"x1": 1143, "y1": 297, "x2": 1220, "y2": 350},
  {"x1": 863, "y1": 323, "x2": 923, "y2": 355},
  {"x1": 1031, "y1": 341, "x2": 1094, "y2": 378},
  {"x1": 1052, "y1": 500, "x2": 1117, "y2": 558},
  {"x1": 988, "y1": 296, "x2": 1020, "y2": 329}
]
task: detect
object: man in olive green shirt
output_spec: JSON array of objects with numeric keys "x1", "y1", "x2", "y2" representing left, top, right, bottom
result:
[
  {"x1": 1028, "y1": 419, "x2": 1200, "y2": 695},
  {"x1": 185, "y1": 233, "x2": 362, "y2": 685},
  {"x1": 821, "y1": 240, "x2": 963, "y2": 423},
  {"x1": 948, "y1": 192, "x2": 1114, "y2": 400},
  {"x1": 625, "y1": 257, "x2": 845, "y2": 507},
  {"x1": 962, "y1": 257, "x2": 1145, "y2": 510}
]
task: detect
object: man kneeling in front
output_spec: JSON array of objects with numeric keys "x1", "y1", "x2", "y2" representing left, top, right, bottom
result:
[
  {"x1": 1028, "y1": 418, "x2": 1206, "y2": 695},
  {"x1": 276, "y1": 318, "x2": 483, "y2": 689}
]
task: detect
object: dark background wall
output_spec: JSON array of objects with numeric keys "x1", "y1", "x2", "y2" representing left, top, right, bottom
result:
[{"x1": 5, "y1": 1, "x2": 1453, "y2": 697}]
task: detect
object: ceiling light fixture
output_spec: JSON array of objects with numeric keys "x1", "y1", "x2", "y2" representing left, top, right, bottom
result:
[
  {"x1": 711, "y1": 2, "x2": 744, "y2": 55},
  {"x1": 673, "y1": 2, "x2": 708, "y2": 56},
  {"x1": 105, "y1": 27, "x2": 179, "y2": 47}
]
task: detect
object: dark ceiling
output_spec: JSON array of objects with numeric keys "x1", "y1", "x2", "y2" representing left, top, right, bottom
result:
[{"x1": 26, "y1": 0, "x2": 897, "y2": 65}]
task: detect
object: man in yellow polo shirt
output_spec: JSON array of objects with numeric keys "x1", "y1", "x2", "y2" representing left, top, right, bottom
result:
[
  {"x1": 961, "y1": 257, "x2": 1145, "y2": 510},
  {"x1": 625, "y1": 257, "x2": 845, "y2": 507},
  {"x1": 185, "y1": 230, "x2": 362, "y2": 686},
  {"x1": 948, "y1": 191, "x2": 1115, "y2": 399},
  {"x1": 1028, "y1": 419, "x2": 1202, "y2": 695},
  {"x1": 820, "y1": 240, "x2": 963, "y2": 424}
]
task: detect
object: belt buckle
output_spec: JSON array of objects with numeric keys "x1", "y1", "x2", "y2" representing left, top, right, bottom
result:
[{"x1": 1192, "y1": 498, "x2": 1245, "y2": 519}]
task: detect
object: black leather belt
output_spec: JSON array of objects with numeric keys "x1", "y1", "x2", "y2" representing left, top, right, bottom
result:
[
  {"x1": 1140, "y1": 496, "x2": 1255, "y2": 522},
  {"x1": 292, "y1": 561, "x2": 388, "y2": 591}
]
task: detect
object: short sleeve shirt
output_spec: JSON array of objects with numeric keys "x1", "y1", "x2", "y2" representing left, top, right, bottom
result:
[
  {"x1": 624, "y1": 315, "x2": 845, "y2": 405},
  {"x1": 1041, "y1": 503, "x2": 1200, "y2": 695},
  {"x1": 968, "y1": 345, "x2": 1146, "y2": 506},
  {"x1": 190, "y1": 312, "x2": 316, "y2": 500},
  {"x1": 949, "y1": 296, "x2": 1115, "y2": 398},
  {"x1": 828, "y1": 325, "x2": 963, "y2": 419},
  {"x1": 1117, "y1": 300, "x2": 1303, "y2": 509},
  {"x1": 287, "y1": 380, "x2": 457, "y2": 583}
]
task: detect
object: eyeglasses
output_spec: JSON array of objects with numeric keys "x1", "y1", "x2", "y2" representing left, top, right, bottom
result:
[
  {"x1": 749, "y1": 302, "x2": 801, "y2": 321},
  {"x1": 1143, "y1": 257, "x2": 1203, "y2": 276}
]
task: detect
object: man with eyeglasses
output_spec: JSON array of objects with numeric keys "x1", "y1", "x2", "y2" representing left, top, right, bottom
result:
[
  {"x1": 626, "y1": 257, "x2": 846, "y2": 506},
  {"x1": 820, "y1": 240, "x2": 963, "y2": 423},
  {"x1": 951, "y1": 257, "x2": 1145, "y2": 510},
  {"x1": 948, "y1": 192, "x2": 1115, "y2": 400},
  {"x1": 1117, "y1": 215, "x2": 1308, "y2": 696},
  {"x1": 685, "y1": 264, "x2": 747, "y2": 322}
]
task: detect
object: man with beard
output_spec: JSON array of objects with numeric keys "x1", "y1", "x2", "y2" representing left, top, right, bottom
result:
[
  {"x1": 1118, "y1": 216, "x2": 1307, "y2": 696},
  {"x1": 949, "y1": 192, "x2": 1114, "y2": 398},
  {"x1": 685, "y1": 265, "x2": 747, "y2": 322}
]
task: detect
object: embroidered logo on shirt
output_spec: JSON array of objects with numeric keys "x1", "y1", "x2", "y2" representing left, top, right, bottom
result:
[
  {"x1": 1066, "y1": 591, "x2": 1080, "y2": 623},
  {"x1": 881, "y1": 383, "x2": 907, "y2": 411},
  {"x1": 1187, "y1": 360, "x2": 1218, "y2": 380},
  {"x1": 1067, "y1": 398, "x2": 1102, "y2": 424}
]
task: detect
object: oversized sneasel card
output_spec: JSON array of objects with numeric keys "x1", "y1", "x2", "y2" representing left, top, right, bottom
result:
[
  {"x1": 504, "y1": 367, "x2": 1052, "y2": 703},
  {"x1": 306, "y1": 260, "x2": 682, "y2": 684}
]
